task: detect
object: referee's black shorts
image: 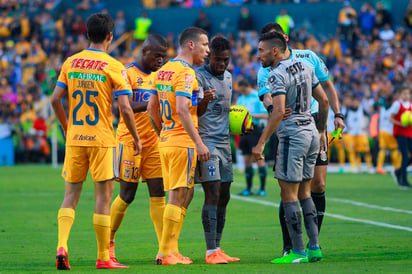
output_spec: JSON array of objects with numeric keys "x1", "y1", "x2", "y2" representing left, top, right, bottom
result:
[{"x1": 239, "y1": 124, "x2": 264, "y2": 155}]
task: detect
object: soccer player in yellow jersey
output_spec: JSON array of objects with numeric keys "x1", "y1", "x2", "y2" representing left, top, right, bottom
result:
[
  {"x1": 148, "y1": 27, "x2": 210, "y2": 265},
  {"x1": 109, "y1": 34, "x2": 168, "y2": 264},
  {"x1": 51, "y1": 13, "x2": 141, "y2": 270}
]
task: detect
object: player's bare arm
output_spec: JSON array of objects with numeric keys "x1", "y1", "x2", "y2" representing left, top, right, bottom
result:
[
  {"x1": 147, "y1": 93, "x2": 162, "y2": 136},
  {"x1": 321, "y1": 79, "x2": 345, "y2": 131},
  {"x1": 252, "y1": 94, "x2": 285, "y2": 161},
  {"x1": 50, "y1": 85, "x2": 68, "y2": 136},
  {"x1": 313, "y1": 84, "x2": 329, "y2": 152},
  {"x1": 197, "y1": 88, "x2": 215, "y2": 117},
  {"x1": 118, "y1": 94, "x2": 142, "y2": 155},
  {"x1": 176, "y1": 95, "x2": 210, "y2": 162},
  {"x1": 129, "y1": 96, "x2": 149, "y2": 113},
  {"x1": 390, "y1": 113, "x2": 406, "y2": 127}
]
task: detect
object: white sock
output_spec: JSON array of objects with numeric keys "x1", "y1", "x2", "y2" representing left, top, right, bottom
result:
[{"x1": 207, "y1": 249, "x2": 218, "y2": 256}]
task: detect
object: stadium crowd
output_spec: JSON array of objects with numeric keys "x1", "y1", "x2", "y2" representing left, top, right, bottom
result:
[{"x1": 0, "y1": 0, "x2": 411, "y2": 171}]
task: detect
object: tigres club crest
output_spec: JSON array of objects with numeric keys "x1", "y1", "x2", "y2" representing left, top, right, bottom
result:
[{"x1": 137, "y1": 77, "x2": 144, "y2": 87}]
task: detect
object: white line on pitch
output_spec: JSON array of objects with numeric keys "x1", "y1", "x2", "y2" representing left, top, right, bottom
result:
[
  {"x1": 230, "y1": 194, "x2": 412, "y2": 233},
  {"x1": 328, "y1": 198, "x2": 412, "y2": 215}
]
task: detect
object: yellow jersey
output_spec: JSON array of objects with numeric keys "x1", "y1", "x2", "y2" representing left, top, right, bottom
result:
[
  {"x1": 153, "y1": 59, "x2": 199, "y2": 148},
  {"x1": 57, "y1": 48, "x2": 132, "y2": 147},
  {"x1": 116, "y1": 62, "x2": 158, "y2": 147}
]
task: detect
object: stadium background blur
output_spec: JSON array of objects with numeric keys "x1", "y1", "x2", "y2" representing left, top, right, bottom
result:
[{"x1": 0, "y1": 0, "x2": 411, "y2": 168}]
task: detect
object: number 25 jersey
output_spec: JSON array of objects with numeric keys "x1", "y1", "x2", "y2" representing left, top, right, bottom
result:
[
  {"x1": 56, "y1": 48, "x2": 132, "y2": 147},
  {"x1": 152, "y1": 59, "x2": 199, "y2": 149}
]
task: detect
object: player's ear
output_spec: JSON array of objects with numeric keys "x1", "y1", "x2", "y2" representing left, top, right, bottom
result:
[
  {"x1": 187, "y1": 40, "x2": 195, "y2": 50},
  {"x1": 284, "y1": 34, "x2": 289, "y2": 42},
  {"x1": 107, "y1": 32, "x2": 113, "y2": 43}
]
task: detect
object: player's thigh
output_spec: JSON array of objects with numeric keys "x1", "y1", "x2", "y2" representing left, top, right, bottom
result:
[
  {"x1": 62, "y1": 146, "x2": 89, "y2": 183},
  {"x1": 275, "y1": 135, "x2": 307, "y2": 183},
  {"x1": 89, "y1": 146, "x2": 116, "y2": 182},
  {"x1": 160, "y1": 146, "x2": 197, "y2": 191},
  {"x1": 115, "y1": 142, "x2": 142, "y2": 183},
  {"x1": 140, "y1": 141, "x2": 163, "y2": 182},
  {"x1": 304, "y1": 130, "x2": 320, "y2": 181}
]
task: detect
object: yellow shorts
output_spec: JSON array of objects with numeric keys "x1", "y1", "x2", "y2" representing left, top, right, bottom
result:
[
  {"x1": 345, "y1": 134, "x2": 370, "y2": 153},
  {"x1": 159, "y1": 147, "x2": 197, "y2": 191},
  {"x1": 379, "y1": 131, "x2": 398, "y2": 150},
  {"x1": 62, "y1": 146, "x2": 115, "y2": 183},
  {"x1": 115, "y1": 140, "x2": 162, "y2": 183}
]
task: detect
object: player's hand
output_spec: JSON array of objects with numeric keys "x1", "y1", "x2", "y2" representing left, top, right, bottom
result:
[
  {"x1": 334, "y1": 117, "x2": 345, "y2": 132},
  {"x1": 252, "y1": 143, "x2": 265, "y2": 161},
  {"x1": 133, "y1": 138, "x2": 142, "y2": 156},
  {"x1": 203, "y1": 89, "x2": 215, "y2": 103},
  {"x1": 319, "y1": 131, "x2": 327, "y2": 153},
  {"x1": 243, "y1": 121, "x2": 254, "y2": 135},
  {"x1": 196, "y1": 142, "x2": 210, "y2": 162},
  {"x1": 282, "y1": 108, "x2": 292, "y2": 120}
]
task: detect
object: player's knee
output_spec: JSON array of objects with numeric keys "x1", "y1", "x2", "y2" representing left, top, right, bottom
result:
[
  {"x1": 147, "y1": 179, "x2": 165, "y2": 197},
  {"x1": 120, "y1": 191, "x2": 135, "y2": 204},
  {"x1": 311, "y1": 179, "x2": 325, "y2": 193}
]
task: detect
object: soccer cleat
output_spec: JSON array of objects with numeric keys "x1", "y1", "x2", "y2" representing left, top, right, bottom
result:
[
  {"x1": 155, "y1": 254, "x2": 179, "y2": 265},
  {"x1": 376, "y1": 167, "x2": 387, "y2": 175},
  {"x1": 308, "y1": 247, "x2": 323, "y2": 262},
  {"x1": 271, "y1": 250, "x2": 308, "y2": 264},
  {"x1": 96, "y1": 258, "x2": 129, "y2": 269},
  {"x1": 109, "y1": 240, "x2": 118, "y2": 262},
  {"x1": 205, "y1": 251, "x2": 228, "y2": 264},
  {"x1": 239, "y1": 189, "x2": 253, "y2": 196},
  {"x1": 174, "y1": 252, "x2": 193, "y2": 264},
  {"x1": 282, "y1": 248, "x2": 291, "y2": 257},
  {"x1": 218, "y1": 249, "x2": 240, "y2": 262},
  {"x1": 56, "y1": 247, "x2": 71, "y2": 270},
  {"x1": 256, "y1": 190, "x2": 267, "y2": 197}
]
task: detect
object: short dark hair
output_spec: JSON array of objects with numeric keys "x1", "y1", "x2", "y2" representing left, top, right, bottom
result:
[
  {"x1": 145, "y1": 33, "x2": 168, "y2": 48},
  {"x1": 179, "y1": 27, "x2": 207, "y2": 47},
  {"x1": 238, "y1": 79, "x2": 250, "y2": 87},
  {"x1": 260, "y1": 22, "x2": 285, "y2": 35},
  {"x1": 259, "y1": 31, "x2": 287, "y2": 53},
  {"x1": 86, "y1": 13, "x2": 114, "y2": 43},
  {"x1": 210, "y1": 35, "x2": 230, "y2": 54}
]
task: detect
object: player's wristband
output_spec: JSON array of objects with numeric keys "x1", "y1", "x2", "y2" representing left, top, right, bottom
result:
[
  {"x1": 334, "y1": 113, "x2": 344, "y2": 120},
  {"x1": 267, "y1": 105, "x2": 273, "y2": 114}
]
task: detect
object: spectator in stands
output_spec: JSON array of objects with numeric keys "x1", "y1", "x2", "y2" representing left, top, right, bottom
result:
[
  {"x1": 76, "y1": 0, "x2": 90, "y2": 11},
  {"x1": 359, "y1": 2, "x2": 375, "y2": 35},
  {"x1": 114, "y1": 10, "x2": 126, "y2": 40},
  {"x1": 275, "y1": 9, "x2": 294, "y2": 35},
  {"x1": 238, "y1": 6, "x2": 255, "y2": 42},
  {"x1": 338, "y1": 0, "x2": 357, "y2": 50},
  {"x1": 194, "y1": 10, "x2": 212, "y2": 34},
  {"x1": 375, "y1": 1, "x2": 392, "y2": 29},
  {"x1": 134, "y1": 12, "x2": 152, "y2": 44}
]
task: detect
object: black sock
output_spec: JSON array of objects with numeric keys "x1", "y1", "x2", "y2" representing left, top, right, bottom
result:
[
  {"x1": 258, "y1": 166, "x2": 267, "y2": 191},
  {"x1": 311, "y1": 192, "x2": 325, "y2": 233},
  {"x1": 216, "y1": 207, "x2": 226, "y2": 248},
  {"x1": 202, "y1": 204, "x2": 217, "y2": 250},
  {"x1": 245, "y1": 167, "x2": 254, "y2": 191},
  {"x1": 279, "y1": 200, "x2": 292, "y2": 251}
]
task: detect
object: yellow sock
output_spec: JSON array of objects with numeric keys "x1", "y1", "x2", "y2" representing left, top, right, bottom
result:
[
  {"x1": 150, "y1": 197, "x2": 165, "y2": 245},
  {"x1": 377, "y1": 150, "x2": 386, "y2": 169},
  {"x1": 170, "y1": 207, "x2": 186, "y2": 254},
  {"x1": 338, "y1": 147, "x2": 346, "y2": 166},
  {"x1": 110, "y1": 195, "x2": 129, "y2": 240},
  {"x1": 391, "y1": 149, "x2": 402, "y2": 170},
  {"x1": 348, "y1": 150, "x2": 356, "y2": 168},
  {"x1": 93, "y1": 213, "x2": 110, "y2": 262},
  {"x1": 57, "y1": 208, "x2": 75, "y2": 252},
  {"x1": 365, "y1": 153, "x2": 372, "y2": 168},
  {"x1": 159, "y1": 204, "x2": 181, "y2": 256}
]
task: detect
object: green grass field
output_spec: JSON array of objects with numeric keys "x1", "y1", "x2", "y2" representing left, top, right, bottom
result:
[{"x1": 1, "y1": 165, "x2": 412, "y2": 273}]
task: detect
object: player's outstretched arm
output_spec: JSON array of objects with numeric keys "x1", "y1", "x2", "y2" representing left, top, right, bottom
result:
[
  {"x1": 321, "y1": 79, "x2": 344, "y2": 131},
  {"x1": 176, "y1": 95, "x2": 210, "y2": 162},
  {"x1": 147, "y1": 93, "x2": 162, "y2": 136},
  {"x1": 50, "y1": 85, "x2": 68, "y2": 136},
  {"x1": 118, "y1": 94, "x2": 142, "y2": 155},
  {"x1": 252, "y1": 94, "x2": 285, "y2": 161},
  {"x1": 312, "y1": 84, "x2": 329, "y2": 152}
]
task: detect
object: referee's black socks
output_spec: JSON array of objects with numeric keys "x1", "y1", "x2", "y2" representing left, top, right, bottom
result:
[{"x1": 311, "y1": 192, "x2": 326, "y2": 233}]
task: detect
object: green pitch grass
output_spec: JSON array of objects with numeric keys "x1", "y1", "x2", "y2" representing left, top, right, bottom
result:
[{"x1": 1, "y1": 165, "x2": 412, "y2": 273}]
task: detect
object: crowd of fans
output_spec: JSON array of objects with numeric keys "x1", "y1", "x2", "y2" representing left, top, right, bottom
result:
[{"x1": 0, "y1": 0, "x2": 411, "y2": 165}]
